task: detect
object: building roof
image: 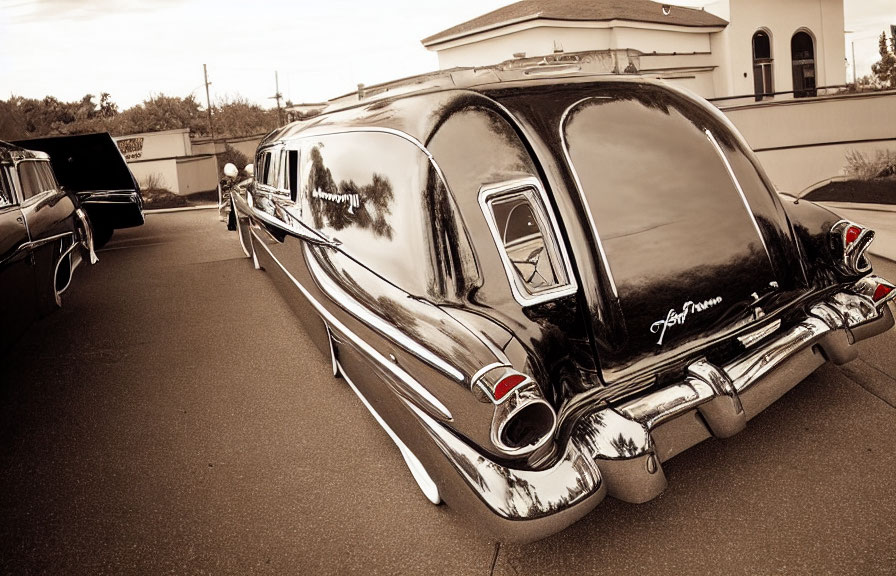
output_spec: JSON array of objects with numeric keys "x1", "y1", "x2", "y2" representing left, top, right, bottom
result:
[{"x1": 421, "y1": 0, "x2": 728, "y2": 47}]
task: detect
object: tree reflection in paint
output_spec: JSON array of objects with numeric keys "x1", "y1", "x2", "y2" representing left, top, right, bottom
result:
[{"x1": 307, "y1": 145, "x2": 394, "y2": 240}]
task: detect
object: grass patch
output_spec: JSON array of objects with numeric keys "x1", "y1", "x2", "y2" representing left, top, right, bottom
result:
[{"x1": 803, "y1": 177, "x2": 896, "y2": 205}]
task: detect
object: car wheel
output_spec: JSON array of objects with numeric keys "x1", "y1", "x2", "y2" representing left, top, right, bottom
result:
[
  {"x1": 227, "y1": 201, "x2": 236, "y2": 231},
  {"x1": 92, "y1": 224, "x2": 113, "y2": 249}
]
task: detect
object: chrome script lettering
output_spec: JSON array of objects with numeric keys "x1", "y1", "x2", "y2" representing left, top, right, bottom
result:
[
  {"x1": 312, "y1": 187, "x2": 361, "y2": 214},
  {"x1": 650, "y1": 297, "x2": 723, "y2": 346}
]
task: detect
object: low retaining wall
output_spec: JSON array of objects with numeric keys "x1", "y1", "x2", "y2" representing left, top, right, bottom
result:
[{"x1": 718, "y1": 90, "x2": 896, "y2": 193}]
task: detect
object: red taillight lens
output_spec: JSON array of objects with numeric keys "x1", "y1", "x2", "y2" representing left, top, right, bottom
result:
[
  {"x1": 494, "y1": 374, "x2": 527, "y2": 400},
  {"x1": 873, "y1": 283, "x2": 893, "y2": 302},
  {"x1": 846, "y1": 225, "x2": 862, "y2": 244}
]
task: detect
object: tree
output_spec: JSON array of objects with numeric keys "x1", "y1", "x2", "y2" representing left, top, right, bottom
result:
[
  {"x1": 99, "y1": 93, "x2": 118, "y2": 118},
  {"x1": 870, "y1": 30, "x2": 896, "y2": 89},
  {"x1": 211, "y1": 96, "x2": 279, "y2": 138}
]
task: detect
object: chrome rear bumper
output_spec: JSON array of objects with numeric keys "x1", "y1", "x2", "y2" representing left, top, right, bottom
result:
[{"x1": 411, "y1": 283, "x2": 895, "y2": 541}]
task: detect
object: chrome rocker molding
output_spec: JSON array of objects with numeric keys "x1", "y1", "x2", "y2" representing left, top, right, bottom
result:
[
  {"x1": 405, "y1": 287, "x2": 893, "y2": 540},
  {"x1": 338, "y1": 360, "x2": 442, "y2": 505}
]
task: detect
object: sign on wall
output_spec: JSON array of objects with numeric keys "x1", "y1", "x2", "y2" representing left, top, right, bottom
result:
[{"x1": 116, "y1": 137, "x2": 145, "y2": 161}]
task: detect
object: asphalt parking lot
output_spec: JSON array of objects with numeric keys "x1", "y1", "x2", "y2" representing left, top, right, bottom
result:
[{"x1": 2, "y1": 209, "x2": 895, "y2": 575}]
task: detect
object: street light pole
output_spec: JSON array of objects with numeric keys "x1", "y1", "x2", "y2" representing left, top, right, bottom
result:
[{"x1": 203, "y1": 64, "x2": 216, "y2": 140}]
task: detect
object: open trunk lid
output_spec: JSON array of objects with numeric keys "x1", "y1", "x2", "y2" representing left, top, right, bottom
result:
[{"x1": 14, "y1": 133, "x2": 144, "y2": 230}]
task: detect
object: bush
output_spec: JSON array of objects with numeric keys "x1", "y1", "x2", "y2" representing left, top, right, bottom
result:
[
  {"x1": 139, "y1": 172, "x2": 168, "y2": 192},
  {"x1": 845, "y1": 149, "x2": 896, "y2": 180}
]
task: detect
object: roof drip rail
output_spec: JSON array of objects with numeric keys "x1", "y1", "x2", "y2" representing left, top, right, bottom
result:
[{"x1": 500, "y1": 53, "x2": 582, "y2": 75}]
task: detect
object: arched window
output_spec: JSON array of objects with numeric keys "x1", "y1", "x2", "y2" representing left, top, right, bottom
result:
[
  {"x1": 791, "y1": 31, "x2": 816, "y2": 98},
  {"x1": 752, "y1": 30, "x2": 773, "y2": 101}
]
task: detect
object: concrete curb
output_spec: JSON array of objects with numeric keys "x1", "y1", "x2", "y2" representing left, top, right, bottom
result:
[{"x1": 145, "y1": 204, "x2": 218, "y2": 214}]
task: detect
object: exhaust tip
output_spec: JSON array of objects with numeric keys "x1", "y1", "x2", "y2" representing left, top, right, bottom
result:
[{"x1": 499, "y1": 401, "x2": 557, "y2": 450}]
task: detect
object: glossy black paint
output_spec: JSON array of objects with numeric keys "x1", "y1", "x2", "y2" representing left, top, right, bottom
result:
[
  {"x1": 0, "y1": 141, "x2": 88, "y2": 352},
  {"x1": 237, "y1": 74, "x2": 878, "y2": 496}
]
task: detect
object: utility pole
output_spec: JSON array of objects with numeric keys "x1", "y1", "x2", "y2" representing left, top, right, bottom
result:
[
  {"x1": 270, "y1": 71, "x2": 284, "y2": 126},
  {"x1": 203, "y1": 64, "x2": 216, "y2": 140},
  {"x1": 851, "y1": 41, "x2": 857, "y2": 85}
]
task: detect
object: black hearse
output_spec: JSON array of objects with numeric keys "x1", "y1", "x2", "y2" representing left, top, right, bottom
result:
[{"x1": 229, "y1": 65, "x2": 895, "y2": 541}]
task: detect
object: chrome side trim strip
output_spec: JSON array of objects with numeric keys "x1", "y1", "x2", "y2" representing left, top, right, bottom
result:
[
  {"x1": 23, "y1": 231, "x2": 73, "y2": 252},
  {"x1": 338, "y1": 361, "x2": 441, "y2": 505},
  {"x1": 703, "y1": 129, "x2": 772, "y2": 261},
  {"x1": 2, "y1": 231, "x2": 76, "y2": 268},
  {"x1": 303, "y1": 244, "x2": 465, "y2": 382},
  {"x1": 250, "y1": 229, "x2": 453, "y2": 420},
  {"x1": 53, "y1": 238, "x2": 79, "y2": 306},
  {"x1": 74, "y1": 207, "x2": 98, "y2": 264},
  {"x1": 559, "y1": 97, "x2": 619, "y2": 297}
]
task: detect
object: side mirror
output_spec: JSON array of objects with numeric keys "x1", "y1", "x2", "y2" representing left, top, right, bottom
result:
[
  {"x1": 244, "y1": 164, "x2": 254, "y2": 177},
  {"x1": 223, "y1": 163, "x2": 239, "y2": 178}
]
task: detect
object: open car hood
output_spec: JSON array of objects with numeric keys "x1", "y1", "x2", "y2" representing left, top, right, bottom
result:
[{"x1": 14, "y1": 132, "x2": 140, "y2": 195}]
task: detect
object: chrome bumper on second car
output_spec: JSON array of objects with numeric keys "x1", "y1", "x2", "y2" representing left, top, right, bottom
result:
[{"x1": 408, "y1": 280, "x2": 895, "y2": 541}]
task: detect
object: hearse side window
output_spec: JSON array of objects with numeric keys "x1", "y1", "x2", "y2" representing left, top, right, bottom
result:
[
  {"x1": 287, "y1": 149, "x2": 299, "y2": 201},
  {"x1": 299, "y1": 132, "x2": 432, "y2": 297},
  {"x1": 0, "y1": 169, "x2": 14, "y2": 207},
  {"x1": 255, "y1": 153, "x2": 268, "y2": 184},
  {"x1": 481, "y1": 180, "x2": 570, "y2": 302},
  {"x1": 17, "y1": 161, "x2": 56, "y2": 200}
]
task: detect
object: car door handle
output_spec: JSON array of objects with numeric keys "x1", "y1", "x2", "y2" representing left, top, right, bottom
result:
[{"x1": 16, "y1": 216, "x2": 23, "y2": 224}]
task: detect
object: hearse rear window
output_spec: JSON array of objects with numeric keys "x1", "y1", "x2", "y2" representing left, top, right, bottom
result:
[{"x1": 480, "y1": 179, "x2": 572, "y2": 304}]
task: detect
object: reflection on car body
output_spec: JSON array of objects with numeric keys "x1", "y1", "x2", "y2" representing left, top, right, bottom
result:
[
  {"x1": 0, "y1": 140, "x2": 98, "y2": 352},
  {"x1": 230, "y1": 68, "x2": 896, "y2": 541}
]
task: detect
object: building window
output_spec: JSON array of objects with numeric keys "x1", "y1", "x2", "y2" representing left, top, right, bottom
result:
[
  {"x1": 791, "y1": 31, "x2": 817, "y2": 98},
  {"x1": 752, "y1": 30, "x2": 774, "y2": 101}
]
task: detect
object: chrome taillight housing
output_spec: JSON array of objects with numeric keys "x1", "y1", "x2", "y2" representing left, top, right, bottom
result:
[
  {"x1": 853, "y1": 275, "x2": 896, "y2": 307},
  {"x1": 471, "y1": 364, "x2": 557, "y2": 457},
  {"x1": 830, "y1": 220, "x2": 874, "y2": 276}
]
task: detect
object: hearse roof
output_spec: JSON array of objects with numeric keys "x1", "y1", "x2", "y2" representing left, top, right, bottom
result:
[{"x1": 261, "y1": 69, "x2": 659, "y2": 149}]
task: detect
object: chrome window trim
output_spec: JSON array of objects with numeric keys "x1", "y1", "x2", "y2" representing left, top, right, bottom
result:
[
  {"x1": 478, "y1": 177, "x2": 578, "y2": 307},
  {"x1": 703, "y1": 129, "x2": 772, "y2": 261},
  {"x1": 249, "y1": 228, "x2": 454, "y2": 421},
  {"x1": 559, "y1": 97, "x2": 620, "y2": 298}
]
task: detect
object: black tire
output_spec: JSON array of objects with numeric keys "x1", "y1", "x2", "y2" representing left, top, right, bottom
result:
[
  {"x1": 92, "y1": 224, "x2": 113, "y2": 249},
  {"x1": 227, "y1": 201, "x2": 236, "y2": 231}
]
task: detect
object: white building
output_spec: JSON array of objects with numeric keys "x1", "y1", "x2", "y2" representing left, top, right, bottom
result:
[
  {"x1": 421, "y1": 0, "x2": 846, "y2": 102},
  {"x1": 114, "y1": 128, "x2": 218, "y2": 196}
]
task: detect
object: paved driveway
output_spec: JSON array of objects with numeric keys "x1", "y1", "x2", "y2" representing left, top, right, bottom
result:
[{"x1": 1, "y1": 210, "x2": 895, "y2": 575}]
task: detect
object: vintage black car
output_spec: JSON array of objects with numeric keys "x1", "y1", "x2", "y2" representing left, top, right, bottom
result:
[
  {"x1": 229, "y1": 69, "x2": 895, "y2": 541},
  {"x1": 0, "y1": 140, "x2": 98, "y2": 352},
  {"x1": 14, "y1": 132, "x2": 144, "y2": 248}
]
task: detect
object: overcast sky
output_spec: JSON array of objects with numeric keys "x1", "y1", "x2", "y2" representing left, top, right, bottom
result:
[{"x1": 1, "y1": 0, "x2": 893, "y2": 110}]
